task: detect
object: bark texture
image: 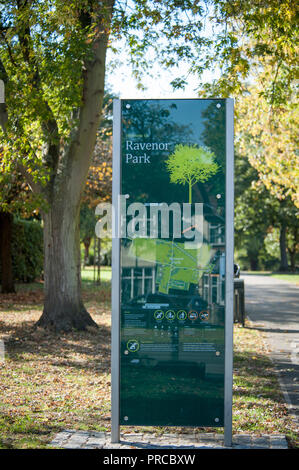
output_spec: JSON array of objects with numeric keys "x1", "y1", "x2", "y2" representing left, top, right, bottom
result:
[{"x1": 37, "y1": 202, "x2": 97, "y2": 331}]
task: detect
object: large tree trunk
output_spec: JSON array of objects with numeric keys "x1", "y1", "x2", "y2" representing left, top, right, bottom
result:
[
  {"x1": 0, "y1": 211, "x2": 15, "y2": 294},
  {"x1": 36, "y1": 201, "x2": 97, "y2": 331},
  {"x1": 33, "y1": 3, "x2": 113, "y2": 331},
  {"x1": 279, "y1": 222, "x2": 289, "y2": 271}
]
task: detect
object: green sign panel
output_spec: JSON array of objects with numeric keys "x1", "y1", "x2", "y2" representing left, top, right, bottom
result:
[{"x1": 118, "y1": 99, "x2": 228, "y2": 427}]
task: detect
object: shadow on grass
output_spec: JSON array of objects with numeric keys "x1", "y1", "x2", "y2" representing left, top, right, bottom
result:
[
  {"x1": 0, "y1": 301, "x2": 112, "y2": 448},
  {"x1": 1, "y1": 318, "x2": 111, "y2": 373},
  {"x1": 0, "y1": 282, "x2": 112, "y2": 373}
]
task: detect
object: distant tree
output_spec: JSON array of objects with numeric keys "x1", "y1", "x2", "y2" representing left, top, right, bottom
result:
[
  {"x1": 234, "y1": 156, "x2": 274, "y2": 271},
  {"x1": 237, "y1": 80, "x2": 298, "y2": 209},
  {"x1": 166, "y1": 144, "x2": 219, "y2": 203},
  {"x1": 234, "y1": 150, "x2": 298, "y2": 272}
]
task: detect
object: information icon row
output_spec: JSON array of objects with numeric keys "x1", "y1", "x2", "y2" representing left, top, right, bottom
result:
[{"x1": 153, "y1": 309, "x2": 209, "y2": 321}]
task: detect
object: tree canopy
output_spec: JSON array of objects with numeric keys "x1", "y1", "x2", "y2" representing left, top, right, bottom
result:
[
  {"x1": 0, "y1": 0, "x2": 214, "y2": 330},
  {"x1": 236, "y1": 79, "x2": 298, "y2": 208},
  {"x1": 198, "y1": 0, "x2": 298, "y2": 103}
]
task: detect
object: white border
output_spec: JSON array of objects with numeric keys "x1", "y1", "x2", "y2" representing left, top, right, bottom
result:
[
  {"x1": 224, "y1": 97, "x2": 234, "y2": 447},
  {"x1": 111, "y1": 98, "x2": 121, "y2": 443},
  {"x1": 111, "y1": 98, "x2": 234, "y2": 444}
]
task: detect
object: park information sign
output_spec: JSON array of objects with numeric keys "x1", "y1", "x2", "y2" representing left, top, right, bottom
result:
[{"x1": 111, "y1": 98, "x2": 234, "y2": 444}]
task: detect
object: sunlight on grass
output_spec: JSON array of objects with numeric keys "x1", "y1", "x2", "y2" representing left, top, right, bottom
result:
[
  {"x1": 81, "y1": 266, "x2": 111, "y2": 282},
  {"x1": 242, "y1": 271, "x2": 299, "y2": 284},
  {"x1": 271, "y1": 274, "x2": 299, "y2": 284}
]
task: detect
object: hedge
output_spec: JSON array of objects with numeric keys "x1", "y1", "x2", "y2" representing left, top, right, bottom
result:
[{"x1": 1, "y1": 218, "x2": 44, "y2": 283}]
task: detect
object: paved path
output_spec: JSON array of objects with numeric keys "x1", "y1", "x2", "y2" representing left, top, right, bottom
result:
[
  {"x1": 50, "y1": 430, "x2": 288, "y2": 449},
  {"x1": 242, "y1": 274, "x2": 299, "y2": 425}
]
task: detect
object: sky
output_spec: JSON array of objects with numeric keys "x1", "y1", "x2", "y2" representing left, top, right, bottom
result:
[
  {"x1": 105, "y1": 56, "x2": 215, "y2": 99},
  {"x1": 105, "y1": 5, "x2": 220, "y2": 100}
]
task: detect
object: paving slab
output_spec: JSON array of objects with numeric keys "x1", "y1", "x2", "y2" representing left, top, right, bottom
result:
[
  {"x1": 50, "y1": 430, "x2": 289, "y2": 449},
  {"x1": 269, "y1": 436, "x2": 289, "y2": 449}
]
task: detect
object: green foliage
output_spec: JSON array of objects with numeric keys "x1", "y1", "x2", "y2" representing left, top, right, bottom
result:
[
  {"x1": 237, "y1": 81, "x2": 299, "y2": 209},
  {"x1": 190, "y1": 1, "x2": 299, "y2": 270},
  {"x1": 234, "y1": 150, "x2": 299, "y2": 271},
  {"x1": 0, "y1": 0, "x2": 92, "y2": 177},
  {"x1": 199, "y1": 0, "x2": 298, "y2": 104},
  {"x1": 166, "y1": 144, "x2": 219, "y2": 203},
  {"x1": 235, "y1": 151, "x2": 273, "y2": 270},
  {"x1": 10, "y1": 218, "x2": 43, "y2": 283},
  {"x1": 258, "y1": 229, "x2": 281, "y2": 271}
]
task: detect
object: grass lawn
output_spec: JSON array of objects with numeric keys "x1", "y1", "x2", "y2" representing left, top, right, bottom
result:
[
  {"x1": 242, "y1": 271, "x2": 299, "y2": 285},
  {"x1": 81, "y1": 266, "x2": 111, "y2": 282},
  {"x1": 0, "y1": 280, "x2": 298, "y2": 449},
  {"x1": 271, "y1": 273, "x2": 299, "y2": 284}
]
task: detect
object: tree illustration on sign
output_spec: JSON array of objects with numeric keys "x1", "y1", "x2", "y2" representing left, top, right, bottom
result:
[{"x1": 165, "y1": 144, "x2": 219, "y2": 203}]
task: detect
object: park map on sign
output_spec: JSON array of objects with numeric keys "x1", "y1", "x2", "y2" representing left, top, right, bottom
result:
[{"x1": 129, "y1": 238, "x2": 212, "y2": 294}]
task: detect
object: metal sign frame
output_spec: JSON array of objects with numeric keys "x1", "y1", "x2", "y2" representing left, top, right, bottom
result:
[{"x1": 111, "y1": 98, "x2": 234, "y2": 446}]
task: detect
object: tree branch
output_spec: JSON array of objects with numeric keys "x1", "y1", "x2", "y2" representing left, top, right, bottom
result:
[
  {"x1": 15, "y1": 161, "x2": 42, "y2": 195},
  {"x1": 65, "y1": 1, "x2": 115, "y2": 204},
  {"x1": 16, "y1": 0, "x2": 60, "y2": 182}
]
